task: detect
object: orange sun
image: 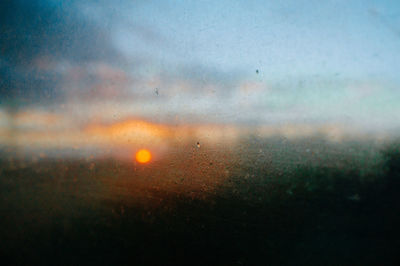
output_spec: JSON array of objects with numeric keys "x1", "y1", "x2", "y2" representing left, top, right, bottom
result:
[{"x1": 135, "y1": 149, "x2": 152, "y2": 164}]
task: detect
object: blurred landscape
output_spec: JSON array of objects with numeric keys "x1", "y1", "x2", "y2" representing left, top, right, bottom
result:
[
  {"x1": 2, "y1": 0, "x2": 400, "y2": 265},
  {"x1": 1, "y1": 136, "x2": 400, "y2": 265}
]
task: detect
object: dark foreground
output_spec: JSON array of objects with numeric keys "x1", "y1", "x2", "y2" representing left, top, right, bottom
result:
[{"x1": 1, "y1": 141, "x2": 400, "y2": 265}]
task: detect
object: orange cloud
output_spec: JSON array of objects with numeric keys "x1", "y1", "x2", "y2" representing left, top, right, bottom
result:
[
  {"x1": 1, "y1": 107, "x2": 390, "y2": 157},
  {"x1": 84, "y1": 119, "x2": 172, "y2": 146}
]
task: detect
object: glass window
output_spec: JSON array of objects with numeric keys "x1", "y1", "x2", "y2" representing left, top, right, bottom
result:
[{"x1": 1, "y1": 0, "x2": 399, "y2": 264}]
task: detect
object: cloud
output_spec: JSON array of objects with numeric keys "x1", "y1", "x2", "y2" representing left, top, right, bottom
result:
[
  {"x1": 1, "y1": 0, "x2": 399, "y2": 136},
  {"x1": 60, "y1": 62, "x2": 132, "y2": 102},
  {"x1": 0, "y1": 0, "x2": 240, "y2": 108},
  {"x1": 0, "y1": 0, "x2": 154, "y2": 105},
  {"x1": 0, "y1": 108, "x2": 243, "y2": 153},
  {"x1": 13, "y1": 110, "x2": 63, "y2": 129},
  {"x1": 84, "y1": 119, "x2": 171, "y2": 146},
  {"x1": 0, "y1": 0, "x2": 115, "y2": 104}
]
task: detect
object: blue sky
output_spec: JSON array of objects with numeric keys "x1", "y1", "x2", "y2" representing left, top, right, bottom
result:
[{"x1": 101, "y1": 0, "x2": 400, "y2": 79}]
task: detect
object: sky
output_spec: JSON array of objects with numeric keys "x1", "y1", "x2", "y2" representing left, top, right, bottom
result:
[{"x1": 1, "y1": 0, "x2": 400, "y2": 154}]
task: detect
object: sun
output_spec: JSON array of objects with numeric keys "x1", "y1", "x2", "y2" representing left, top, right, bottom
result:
[{"x1": 135, "y1": 149, "x2": 152, "y2": 164}]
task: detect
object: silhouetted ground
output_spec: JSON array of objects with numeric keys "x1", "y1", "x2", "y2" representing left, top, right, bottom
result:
[{"x1": 0, "y1": 140, "x2": 399, "y2": 265}]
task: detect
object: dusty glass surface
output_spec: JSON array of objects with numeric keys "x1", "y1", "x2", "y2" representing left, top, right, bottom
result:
[{"x1": 1, "y1": 0, "x2": 400, "y2": 265}]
